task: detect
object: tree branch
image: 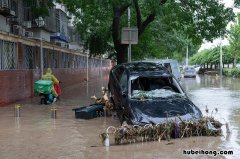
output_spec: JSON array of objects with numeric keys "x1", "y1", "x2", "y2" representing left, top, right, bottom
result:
[
  {"x1": 140, "y1": 13, "x2": 156, "y2": 35},
  {"x1": 133, "y1": 0, "x2": 142, "y2": 30},
  {"x1": 137, "y1": 0, "x2": 168, "y2": 35}
]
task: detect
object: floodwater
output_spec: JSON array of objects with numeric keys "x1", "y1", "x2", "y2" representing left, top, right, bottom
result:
[{"x1": 0, "y1": 75, "x2": 240, "y2": 159}]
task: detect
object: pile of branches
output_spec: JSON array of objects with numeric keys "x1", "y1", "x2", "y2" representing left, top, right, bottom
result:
[{"x1": 100, "y1": 117, "x2": 223, "y2": 145}]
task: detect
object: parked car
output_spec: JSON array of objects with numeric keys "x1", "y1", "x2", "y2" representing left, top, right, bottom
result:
[
  {"x1": 108, "y1": 62, "x2": 202, "y2": 125},
  {"x1": 143, "y1": 59, "x2": 182, "y2": 81},
  {"x1": 193, "y1": 65, "x2": 201, "y2": 73},
  {"x1": 183, "y1": 66, "x2": 197, "y2": 78}
]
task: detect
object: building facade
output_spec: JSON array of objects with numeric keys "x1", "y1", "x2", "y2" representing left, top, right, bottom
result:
[
  {"x1": 0, "y1": 1, "x2": 109, "y2": 106},
  {"x1": 0, "y1": 0, "x2": 83, "y2": 47}
]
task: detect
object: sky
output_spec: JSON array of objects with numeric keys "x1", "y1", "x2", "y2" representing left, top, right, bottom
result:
[{"x1": 198, "y1": 0, "x2": 237, "y2": 52}]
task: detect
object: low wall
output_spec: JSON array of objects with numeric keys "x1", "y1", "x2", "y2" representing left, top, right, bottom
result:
[{"x1": 0, "y1": 67, "x2": 110, "y2": 106}]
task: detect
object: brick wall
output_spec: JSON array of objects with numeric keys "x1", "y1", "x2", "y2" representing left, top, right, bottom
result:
[{"x1": 0, "y1": 67, "x2": 110, "y2": 106}]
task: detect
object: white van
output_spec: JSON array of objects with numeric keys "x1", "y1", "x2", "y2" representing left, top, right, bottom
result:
[{"x1": 142, "y1": 59, "x2": 182, "y2": 81}]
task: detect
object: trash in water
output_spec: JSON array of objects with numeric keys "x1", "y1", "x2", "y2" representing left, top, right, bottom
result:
[
  {"x1": 73, "y1": 104, "x2": 105, "y2": 119},
  {"x1": 100, "y1": 116, "x2": 223, "y2": 146},
  {"x1": 73, "y1": 87, "x2": 114, "y2": 119}
]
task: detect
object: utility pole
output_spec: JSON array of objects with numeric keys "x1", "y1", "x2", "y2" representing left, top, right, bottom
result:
[
  {"x1": 101, "y1": 55, "x2": 103, "y2": 87},
  {"x1": 220, "y1": 39, "x2": 223, "y2": 78},
  {"x1": 86, "y1": 51, "x2": 89, "y2": 82},
  {"x1": 128, "y1": 7, "x2": 131, "y2": 62},
  {"x1": 186, "y1": 45, "x2": 189, "y2": 67},
  {"x1": 40, "y1": 38, "x2": 43, "y2": 77}
]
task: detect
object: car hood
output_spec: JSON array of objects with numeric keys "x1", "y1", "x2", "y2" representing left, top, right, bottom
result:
[{"x1": 129, "y1": 96, "x2": 202, "y2": 125}]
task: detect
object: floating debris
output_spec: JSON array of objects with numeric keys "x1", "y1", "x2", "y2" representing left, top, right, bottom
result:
[
  {"x1": 100, "y1": 116, "x2": 223, "y2": 146},
  {"x1": 91, "y1": 87, "x2": 113, "y2": 116}
]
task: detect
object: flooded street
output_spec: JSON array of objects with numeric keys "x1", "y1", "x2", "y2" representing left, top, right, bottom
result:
[{"x1": 0, "y1": 75, "x2": 240, "y2": 159}]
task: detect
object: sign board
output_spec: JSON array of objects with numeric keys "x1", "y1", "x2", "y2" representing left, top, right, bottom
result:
[{"x1": 121, "y1": 27, "x2": 138, "y2": 44}]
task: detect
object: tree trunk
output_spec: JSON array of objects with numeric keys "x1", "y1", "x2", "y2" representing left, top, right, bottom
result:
[
  {"x1": 112, "y1": 1, "x2": 161, "y2": 64},
  {"x1": 116, "y1": 46, "x2": 128, "y2": 64},
  {"x1": 112, "y1": 5, "x2": 130, "y2": 64}
]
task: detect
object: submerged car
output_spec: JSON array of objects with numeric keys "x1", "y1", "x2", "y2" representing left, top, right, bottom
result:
[
  {"x1": 108, "y1": 62, "x2": 202, "y2": 125},
  {"x1": 143, "y1": 59, "x2": 182, "y2": 81}
]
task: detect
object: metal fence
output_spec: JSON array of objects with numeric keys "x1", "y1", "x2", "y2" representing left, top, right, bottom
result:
[
  {"x1": 0, "y1": 39, "x2": 109, "y2": 70},
  {"x1": 22, "y1": 45, "x2": 36, "y2": 69},
  {"x1": 0, "y1": 40, "x2": 17, "y2": 70}
]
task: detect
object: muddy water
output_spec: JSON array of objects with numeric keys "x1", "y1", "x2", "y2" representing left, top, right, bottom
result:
[{"x1": 0, "y1": 75, "x2": 239, "y2": 159}]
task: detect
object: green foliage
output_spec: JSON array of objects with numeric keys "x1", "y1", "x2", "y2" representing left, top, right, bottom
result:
[
  {"x1": 223, "y1": 68, "x2": 231, "y2": 76},
  {"x1": 60, "y1": 0, "x2": 235, "y2": 62},
  {"x1": 223, "y1": 68, "x2": 240, "y2": 77},
  {"x1": 231, "y1": 68, "x2": 240, "y2": 77},
  {"x1": 190, "y1": 46, "x2": 233, "y2": 65},
  {"x1": 228, "y1": 20, "x2": 240, "y2": 66}
]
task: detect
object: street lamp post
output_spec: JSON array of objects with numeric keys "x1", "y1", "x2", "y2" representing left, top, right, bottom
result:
[
  {"x1": 86, "y1": 51, "x2": 89, "y2": 82},
  {"x1": 220, "y1": 39, "x2": 223, "y2": 78},
  {"x1": 128, "y1": 7, "x2": 131, "y2": 62},
  {"x1": 40, "y1": 38, "x2": 43, "y2": 77},
  {"x1": 101, "y1": 55, "x2": 103, "y2": 87},
  {"x1": 186, "y1": 45, "x2": 189, "y2": 67}
]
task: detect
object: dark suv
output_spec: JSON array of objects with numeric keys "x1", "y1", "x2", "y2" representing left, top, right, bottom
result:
[{"x1": 108, "y1": 62, "x2": 202, "y2": 125}]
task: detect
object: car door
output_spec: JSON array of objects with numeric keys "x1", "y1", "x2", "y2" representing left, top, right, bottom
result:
[
  {"x1": 110, "y1": 66, "x2": 125, "y2": 109},
  {"x1": 118, "y1": 70, "x2": 130, "y2": 120}
]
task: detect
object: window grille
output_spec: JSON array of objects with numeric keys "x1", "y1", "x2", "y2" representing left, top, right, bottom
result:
[
  {"x1": 63, "y1": 53, "x2": 68, "y2": 68},
  {"x1": 23, "y1": 45, "x2": 34, "y2": 69},
  {"x1": 52, "y1": 51, "x2": 58, "y2": 68},
  {"x1": 68, "y1": 54, "x2": 73, "y2": 68},
  {"x1": 43, "y1": 48, "x2": 48, "y2": 68},
  {"x1": 0, "y1": 40, "x2": 17, "y2": 70}
]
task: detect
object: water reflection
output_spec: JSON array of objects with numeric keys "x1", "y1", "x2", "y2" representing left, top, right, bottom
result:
[
  {"x1": 181, "y1": 74, "x2": 240, "y2": 158},
  {"x1": 181, "y1": 74, "x2": 240, "y2": 91},
  {"x1": 229, "y1": 107, "x2": 240, "y2": 145},
  {"x1": 15, "y1": 117, "x2": 21, "y2": 132},
  {"x1": 1, "y1": 74, "x2": 240, "y2": 159}
]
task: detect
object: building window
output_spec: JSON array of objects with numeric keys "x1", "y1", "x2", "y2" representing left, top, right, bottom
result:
[
  {"x1": 23, "y1": 45, "x2": 35, "y2": 69},
  {"x1": 0, "y1": 40, "x2": 17, "y2": 70}
]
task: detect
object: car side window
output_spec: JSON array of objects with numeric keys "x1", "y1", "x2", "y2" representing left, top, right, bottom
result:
[{"x1": 119, "y1": 70, "x2": 128, "y2": 91}]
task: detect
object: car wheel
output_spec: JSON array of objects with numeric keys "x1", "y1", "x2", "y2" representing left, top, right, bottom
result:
[{"x1": 40, "y1": 98, "x2": 45, "y2": 105}]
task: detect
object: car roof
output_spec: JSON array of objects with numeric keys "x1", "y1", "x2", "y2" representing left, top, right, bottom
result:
[
  {"x1": 184, "y1": 66, "x2": 195, "y2": 69},
  {"x1": 139, "y1": 59, "x2": 178, "y2": 63},
  {"x1": 116, "y1": 62, "x2": 171, "y2": 76}
]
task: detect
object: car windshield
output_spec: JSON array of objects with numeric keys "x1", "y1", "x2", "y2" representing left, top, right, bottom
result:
[
  {"x1": 184, "y1": 67, "x2": 195, "y2": 71},
  {"x1": 130, "y1": 76, "x2": 183, "y2": 99}
]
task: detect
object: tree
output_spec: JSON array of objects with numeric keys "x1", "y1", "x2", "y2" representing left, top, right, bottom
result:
[
  {"x1": 61, "y1": 0, "x2": 235, "y2": 64},
  {"x1": 228, "y1": 16, "x2": 240, "y2": 67},
  {"x1": 190, "y1": 46, "x2": 233, "y2": 68}
]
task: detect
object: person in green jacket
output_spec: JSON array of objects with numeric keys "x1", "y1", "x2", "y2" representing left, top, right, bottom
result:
[{"x1": 42, "y1": 68, "x2": 59, "y2": 102}]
